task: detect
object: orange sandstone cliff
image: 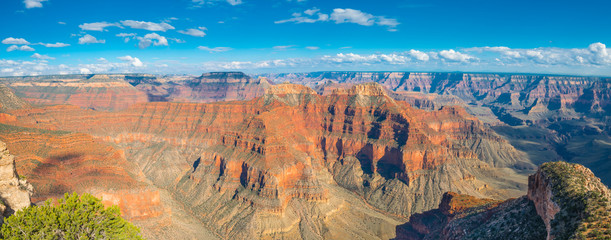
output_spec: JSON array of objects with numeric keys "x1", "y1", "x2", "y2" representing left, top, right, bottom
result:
[{"x1": 0, "y1": 82, "x2": 534, "y2": 239}]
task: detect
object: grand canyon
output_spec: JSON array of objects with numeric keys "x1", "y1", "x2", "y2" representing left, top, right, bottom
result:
[
  {"x1": 0, "y1": 72, "x2": 607, "y2": 239},
  {"x1": 1, "y1": 1, "x2": 609, "y2": 238}
]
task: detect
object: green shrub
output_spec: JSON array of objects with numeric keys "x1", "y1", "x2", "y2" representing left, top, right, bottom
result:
[{"x1": 1, "y1": 192, "x2": 143, "y2": 239}]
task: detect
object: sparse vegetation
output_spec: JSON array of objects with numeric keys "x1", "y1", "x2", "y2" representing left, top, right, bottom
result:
[
  {"x1": 0, "y1": 192, "x2": 143, "y2": 239},
  {"x1": 541, "y1": 162, "x2": 611, "y2": 240}
]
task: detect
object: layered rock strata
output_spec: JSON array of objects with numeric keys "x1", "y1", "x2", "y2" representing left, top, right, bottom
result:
[{"x1": 0, "y1": 82, "x2": 532, "y2": 239}]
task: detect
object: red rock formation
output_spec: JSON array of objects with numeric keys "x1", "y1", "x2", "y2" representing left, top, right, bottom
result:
[
  {"x1": 0, "y1": 82, "x2": 529, "y2": 238},
  {"x1": 1, "y1": 74, "x2": 149, "y2": 111},
  {"x1": 0, "y1": 127, "x2": 170, "y2": 222}
]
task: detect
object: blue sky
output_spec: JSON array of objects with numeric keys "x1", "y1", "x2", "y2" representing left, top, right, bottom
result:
[{"x1": 1, "y1": 0, "x2": 610, "y2": 76}]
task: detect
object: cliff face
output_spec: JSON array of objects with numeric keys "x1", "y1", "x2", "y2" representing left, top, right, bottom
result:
[
  {"x1": 1, "y1": 83, "x2": 531, "y2": 239},
  {"x1": 127, "y1": 72, "x2": 271, "y2": 103},
  {"x1": 263, "y1": 72, "x2": 611, "y2": 186},
  {"x1": 397, "y1": 162, "x2": 610, "y2": 240},
  {"x1": 0, "y1": 140, "x2": 32, "y2": 217},
  {"x1": 265, "y1": 72, "x2": 611, "y2": 127},
  {"x1": 0, "y1": 123, "x2": 220, "y2": 240},
  {"x1": 528, "y1": 162, "x2": 611, "y2": 240},
  {"x1": 0, "y1": 74, "x2": 149, "y2": 111}
]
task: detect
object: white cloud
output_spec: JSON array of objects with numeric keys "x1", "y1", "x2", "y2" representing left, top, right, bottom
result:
[
  {"x1": 322, "y1": 53, "x2": 407, "y2": 64},
  {"x1": 274, "y1": 10, "x2": 329, "y2": 24},
  {"x1": 275, "y1": 8, "x2": 399, "y2": 31},
  {"x1": 439, "y1": 49, "x2": 476, "y2": 62},
  {"x1": 198, "y1": 46, "x2": 232, "y2": 52},
  {"x1": 273, "y1": 45, "x2": 296, "y2": 50},
  {"x1": 58, "y1": 21, "x2": 66, "y2": 25},
  {"x1": 588, "y1": 42, "x2": 610, "y2": 65},
  {"x1": 31, "y1": 53, "x2": 54, "y2": 60},
  {"x1": 226, "y1": 0, "x2": 242, "y2": 5},
  {"x1": 330, "y1": 8, "x2": 375, "y2": 26},
  {"x1": 80, "y1": 68, "x2": 92, "y2": 74},
  {"x1": 2, "y1": 37, "x2": 30, "y2": 45},
  {"x1": 116, "y1": 33, "x2": 136, "y2": 37},
  {"x1": 24, "y1": 0, "x2": 47, "y2": 9},
  {"x1": 117, "y1": 56, "x2": 144, "y2": 67},
  {"x1": 191, "y1": 0, "x2": 242, "y2": 7},
  {"x1": 78, "y1": 34, "x2": 105, "y2": 44},
  {"x1": 2, "y1": 42, "x2": 610, "y2": 76},
  {"x1": 407, "y1": 49, "x2": 429, "y2": 61},
  {"x1": 170, "y1": 38, "x2": 185, "y2": 43},
  {"x1": 7, "y1": 45, "x2": 35, "y2": 52},
  {"x1": 136, "y1": 33, "x2": 168, "y2": 49},
  {"x1": 304, "y1": 8, "x2": 319, "y2": 16},
  {"x1": 79, "y1": 22, "x2": 121, "y2": 31},
  {"x1": 116, "y1": 33, "x2": 136, "y2": 43},
  {"x1": 178, "y1": 27, "x2": 206, "y2": 37},
  {"x1": 120, "y1": 20, "x2": 175, "y2": 32},
  {"x1": 306, "y1": 46, "x2": 319, "y2": 50},
  {"x1": 40, "y1": 42, "x2": 70, "y2": 47}
]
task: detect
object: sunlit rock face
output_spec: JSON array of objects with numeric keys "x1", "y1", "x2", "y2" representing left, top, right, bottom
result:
[
  {"x1": 0, "y1": 82, "x2": 531, "y2": 239},
  {"x1": 0, "y1": 141, "x2": 32, "y2": 216}
]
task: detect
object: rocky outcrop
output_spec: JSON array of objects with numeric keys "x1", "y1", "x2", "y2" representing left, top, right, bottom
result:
[
  {"x1": 0, "y1": 84, "x2": 29, "y2": 112},
  {"x1": 527, "y1": 166, "x2": 561, "y2": 240},
  {"x1": 528, "y1": 162, "x2": 611, "y2": 240},
  {"x1": 0, "y1": 82, "x2": 532, "y2": 239},
  {"x1": 0, "y1": 141, "x2": 32, "y2": 216},
  {"x1": 397, "y1": 162, "x2": 610, "y2": 240}
]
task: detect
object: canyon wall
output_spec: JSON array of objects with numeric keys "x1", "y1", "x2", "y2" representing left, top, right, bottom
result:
[{"x1": 0, "y1": 82, "x2": 532, "y2": 239}]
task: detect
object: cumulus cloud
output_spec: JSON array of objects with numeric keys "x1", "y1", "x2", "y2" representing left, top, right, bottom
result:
[
  {"x1": 588, "y1": 42, "x2": 610, "y2": 65},
  {"x1": 79, "y1": 22, "x2": 122, "y2": 31},
  {"x1": 275, "y1": 8, "x2": 399, "y2": 31},
  {"x1": 2, "y1": 42, "x2": 610, "y2": 76},
  {"x1": 31, "y1": 53, "x2": 55, "y2": 60},
  {"x1": 178, "y1": 27, "x2": 207, "y2": 37},
  {"x1": 439, "y1": 50, "x2": 476, "y2": 62},
  {"x1": 78, "y1": 34, "x2": 105, "y2": 44},
  {"x1": 136, "y1": 33, "x2": 168, "y2": 49},
  {"x1": 407, "y1": 49, "x2": 429, "y2": 61},
  {"x1": 24, "y1": 0, "x2": 47, "y2": 9},
  {"x1": 465, "y1": 43, "x2": 611, "y2": 66},
  {"x1": 7, "y1": 45, "x2": 35, "y2": 52},
  {"x1": 322, "y1": 53, "x2": 408, "y2": 64},
  {"x1": 80, "y1": 68, "x2": 92, "y2": 74},
  {"x1": 198, "y1": 46, "x2": 232, "y2": 52},
  {"x1": 117, "y1": 56, "x2": 144, "y2": 67},
  {"x1": 120, "y1": 20, "x2": 175, "y2": 32},
  {"x1": 2, "y1": 37, "x2": 30, "y2": 45}
]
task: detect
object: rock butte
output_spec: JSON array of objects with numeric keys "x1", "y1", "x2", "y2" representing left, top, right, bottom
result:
[{"x1": 0, "y1": 82, "x2": 532, "y2": 239}]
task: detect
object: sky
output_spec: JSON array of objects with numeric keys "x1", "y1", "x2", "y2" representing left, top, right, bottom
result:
[{"x1": 0, "y1": 0, "x2": 610, "y2": 76}]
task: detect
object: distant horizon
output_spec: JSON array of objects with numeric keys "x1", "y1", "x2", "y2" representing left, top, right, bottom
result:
[{"x1": 1, "y1": 70, "x2": 610, "y2": 79}]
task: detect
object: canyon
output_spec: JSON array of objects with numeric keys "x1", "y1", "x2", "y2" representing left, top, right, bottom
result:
[{"x1": 0, "y1": 71, "x2": 607, "y2": 239}]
